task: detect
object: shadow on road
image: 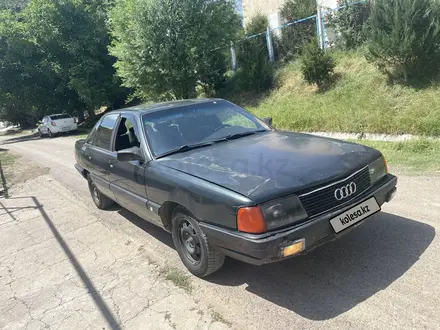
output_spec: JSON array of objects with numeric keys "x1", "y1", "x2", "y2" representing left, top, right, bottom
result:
[
  {"x1": 0, "y1": 196, "x2": 121, "y2": 330},
  {"x1": 0, "y1": 133, "x2": 40, "y2": 145},
  {"x1": 117, "y1": 207, "x2": 174, "y2": 249},
  {"x1": 208, "y1": 212, "x2": 435, "y2": 320}
]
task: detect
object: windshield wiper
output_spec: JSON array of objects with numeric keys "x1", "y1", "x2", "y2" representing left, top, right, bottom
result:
[
  {"x1": 156, "y1": 141, "x2": 214, "y2": 159},
  {"x1": 220, "y1": 129, "x2": 267, "y2": 141}
]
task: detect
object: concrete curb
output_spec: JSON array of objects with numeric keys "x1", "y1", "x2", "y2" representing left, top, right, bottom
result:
[{"x1": 302, "y1": 131, "x2": 440, "y2": 142}]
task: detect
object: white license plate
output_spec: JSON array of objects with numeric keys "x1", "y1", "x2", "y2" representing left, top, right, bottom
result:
[{"x1": 330, "y1": 197, "x2": 380, "y2": 233}]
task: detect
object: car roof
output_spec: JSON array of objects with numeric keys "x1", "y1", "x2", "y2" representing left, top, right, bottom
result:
[{"x1": 108, "y1": 98, "x2": 225, "y2": 116}]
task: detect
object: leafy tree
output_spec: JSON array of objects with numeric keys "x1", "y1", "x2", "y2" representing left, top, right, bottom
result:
[
  {"x1": 301, "y1": 38, "x2": 335, "y2": 86},
  {"x1": 367, "y1": 0, "x2": 440, "y2": 80},
  {"x1": 329, "y1": 0, "x2": 371, "y2": 49},
  {"x1": 109, "y1": 0, "x2": 241, "y2": 100},
  {"x1": 278, "y1": 0, "x2": 317, "y2": 59},
  {"x1": 0, "y1": 0, "x2": 29, "y2": 12},
  {"x1": 236, "y1": 13, "x2": 274, "y2": 92}
]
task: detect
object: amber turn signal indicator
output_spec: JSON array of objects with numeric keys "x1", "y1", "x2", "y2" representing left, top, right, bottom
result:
[
  {"x1": 282, "y1": 239, "x2": 305, "y2": 257},
  {"x1": 237, "y1": 207, "x2": 267, "y2": 234},
  {"x1": 383, "y1": 156, "x2": 388, "y2": 174}
]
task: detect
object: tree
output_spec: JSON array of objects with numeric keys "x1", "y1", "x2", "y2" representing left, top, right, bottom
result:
[
  {"x1": 278, "y1": 0, "x2": 317, "y2": 59},
  {"x1": 367, "y1": 0, "x2": 440, "y2": 81},
  {"x1": 301, "y1": 38, "x2": 335, "y2": 86},
  {"x1": 236, "y1": 13, "x2": 274, "y2": 92},
  {"x1": 329, "y1": 0, "x2": 371, "y2": 49},
  {"x1": 109, "y1": 0, "x2": 241, "y2": 100},
  {"x1": 0, "y1": 0, "x2": 29, "y2": 12}
]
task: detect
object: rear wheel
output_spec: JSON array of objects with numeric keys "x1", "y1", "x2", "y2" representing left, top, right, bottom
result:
[
  {"x1": 88, "y1": 178, "x2": 113, "y2": 210},
  {"x1": 171, "y1": 209, "x2": 225, "y2": 277},
  {"x1": 48, "y1": 129, "x2": 54, "y2": 138},
  {"x1": 38, "y1": 129, "x2": 44, "y2": 138}
]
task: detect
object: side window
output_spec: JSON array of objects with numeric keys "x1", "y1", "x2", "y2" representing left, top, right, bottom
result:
[
  {"x1": 114, "y1": 116, "x2": 141, "y2": 151},
  {"x1": 86, "y1": 119, "x2": 101, "y2": 145},
  {"x1": 93, "y1": 114, "x2": 119, "y2": 150}
]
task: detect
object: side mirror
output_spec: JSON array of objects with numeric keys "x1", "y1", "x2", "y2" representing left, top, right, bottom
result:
[
  {"x1": 262, "y1": 117, "x2": 273, "y2": 127},
  {"x1": 117, "y1": 147, "x2": 144, "y2": 162}
]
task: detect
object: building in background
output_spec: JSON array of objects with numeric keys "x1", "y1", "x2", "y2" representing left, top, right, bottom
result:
[{"x1": 241, "y1": 0, "x2": 338, "y2": 29}]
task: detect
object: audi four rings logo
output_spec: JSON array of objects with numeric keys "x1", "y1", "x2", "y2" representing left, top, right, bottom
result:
[{"x1": 334, "y1": 182, "x2": 357, "y2": 200}]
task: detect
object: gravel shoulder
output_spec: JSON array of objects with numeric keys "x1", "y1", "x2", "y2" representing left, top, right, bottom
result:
[{"x1": 1, "y1": 134, "x2": 440, "y2": 330}]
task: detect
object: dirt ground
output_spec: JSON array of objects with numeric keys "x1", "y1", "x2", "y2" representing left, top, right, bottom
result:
[{"x1": 1, "y1": 135, "x2": 440, "y2": 330}]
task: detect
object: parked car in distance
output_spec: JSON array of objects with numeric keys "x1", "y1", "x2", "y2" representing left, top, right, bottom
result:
[
  {"x1": 74, "y1": 99, "x2": 397, "y2": 277},
  {"x1": 38, "y1": 114, "x2": 77, "y2": 137}
]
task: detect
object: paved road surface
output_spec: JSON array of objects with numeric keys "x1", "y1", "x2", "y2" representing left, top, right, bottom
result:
[{"x1": 2, "y1": 134, "x2": 440, "y2": 330}]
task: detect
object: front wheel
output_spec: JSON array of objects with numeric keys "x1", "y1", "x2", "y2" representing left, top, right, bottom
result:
[
  {"x1": 171, "y1": 209, "x2": 225, "y2": 277},
  {"x1": 88, "y1": 179, "x2": 113, "y2": 210}
]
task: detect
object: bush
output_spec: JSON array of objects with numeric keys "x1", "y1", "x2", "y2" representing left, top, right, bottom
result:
[
  {"x1": 301, "y1": 39, "x2": 335, "y2": 86},
  {"x1": 329, "y1": 0, "x2": 371, "y2": 49},
  {"x1": 236, "y1": 14, "x2": 274, "y2": 92},
  {"x1": 278, "y1": 0, "x2": 317, "y2": 60},
  {"x1": 367, "y1": 0, "x2": 440, "y2": 81}
]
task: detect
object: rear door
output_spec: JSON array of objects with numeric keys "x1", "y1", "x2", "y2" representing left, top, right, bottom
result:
[{"x1": 85, "y1": 113, "x2": 120, "y2": 198}]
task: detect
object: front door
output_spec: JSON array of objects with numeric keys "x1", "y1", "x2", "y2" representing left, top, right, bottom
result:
[
  {"x1": 108, "y1": 114, "x2": 162, "y2": 226},
  {"x1": 86, "y1": 113, "x2": 120, "y2": 198}
]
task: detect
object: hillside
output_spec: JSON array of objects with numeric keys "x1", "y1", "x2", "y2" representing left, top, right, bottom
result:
[{"x1": 242, "y1": 50, "x2": 440, "y2": 136}]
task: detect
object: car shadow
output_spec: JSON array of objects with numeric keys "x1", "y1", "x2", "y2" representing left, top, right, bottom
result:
[
  {"x1": 0, "y1": 133, "x2": 40, "y2": 145},
  {"x1": 207, "y1": 212, "x2": 435, "y2": 320},
  {"x1": 117, "y1": 207, "x2": 174, "y2": 249}
]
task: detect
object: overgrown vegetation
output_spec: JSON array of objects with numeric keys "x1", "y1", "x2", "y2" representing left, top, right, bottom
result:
[
  {"x1": 367, "y1": 0, "x2": 440, "y2": 81},
  {"x1": 247, "y1": 50, "x2": 440, "y2": 136},
  {"x1": 329, "y1": 0, "x2": 371, "y2": 49},
  {"x1": 301, "y1": 39, "x2": 335, "y2": 86},
  {"x1": 234, "y1": 14, "x2": 274, "y2": 92},
  {"x1": 278, "y1": 0, "x2": 317, "y2": 59},
  {"x1": 356, "y1": 139, "x2": 440, "y2": 173}
]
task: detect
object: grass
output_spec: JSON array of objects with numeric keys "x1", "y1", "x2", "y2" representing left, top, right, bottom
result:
[
  {"x1": 162, "y1": 267, "x2": 193, "y2": 294},
  {"x1": 354, "y1": 139, "x2": 440, "y2": 173},
  {"x1": 0, "y1": 149, "x2": 18, "y2": 194},
  {"x1": 241, "y1": 49, "x2": 440, "y2": 136},
  {"x1": 211, "y1": 311, "x2": 232, "y2": 327}
]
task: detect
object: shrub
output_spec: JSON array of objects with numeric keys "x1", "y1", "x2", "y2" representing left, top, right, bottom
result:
[
  {"x1": 301, "y1": 39, "x2": 335, "y2": 86},
  {"x1": 329, "y1": 0, "x2": 371, "y2": 49},
  {"x1": 236, "y1": 14, "x2": 274, "y2": 92},
  {"x1": 278, "y1": 0, "x2": 317, "y2": 60},
  {"x1": 367, "y1": 0, "x2": 440, "y2": 81}
]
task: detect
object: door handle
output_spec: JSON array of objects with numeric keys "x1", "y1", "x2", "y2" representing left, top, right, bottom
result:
[{"x1": 108, "y1": 160, "x2": 114, "y2": 168}]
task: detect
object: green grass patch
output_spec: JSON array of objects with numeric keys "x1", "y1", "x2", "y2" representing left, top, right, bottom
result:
[
  {"x1": 162, "y1": 267, "x2": 193, "y2": 294},
  {"x1": 0, "y1": 149, "x2": 18, "y2": 192},
  {"x1": 240, "y1": 50, "x2": 440, "y2": 136},
  {"x1": 354, "y1": 139, "x2": 440, "y2": 173}
]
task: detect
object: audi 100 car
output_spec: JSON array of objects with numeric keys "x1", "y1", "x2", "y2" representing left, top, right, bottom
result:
[{"x1": 74, "y1": 99, "x2": 397, "y2": 277}]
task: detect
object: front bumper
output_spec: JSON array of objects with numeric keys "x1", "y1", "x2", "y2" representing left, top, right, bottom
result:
[{"x1": 200, "y1": 174, "x2": 397, "y2": 265}]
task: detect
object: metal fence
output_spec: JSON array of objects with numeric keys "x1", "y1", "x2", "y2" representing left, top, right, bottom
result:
[{"x1": 228, "y1": 0, "x2": 367, "y2": 69}]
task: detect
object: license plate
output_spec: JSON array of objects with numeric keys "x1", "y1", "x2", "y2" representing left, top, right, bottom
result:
[{"x1": 330, "y1": 197, "x2": 380, "y2": 233}]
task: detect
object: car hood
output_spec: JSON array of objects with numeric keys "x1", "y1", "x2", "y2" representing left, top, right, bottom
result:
[{"x1": 157, "y1": 131, "x2": 381, "y2": 203}]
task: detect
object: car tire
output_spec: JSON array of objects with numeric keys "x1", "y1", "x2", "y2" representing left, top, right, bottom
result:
[
  {"x1": 38, "y1": 129, "x2": 44, "y2": 138},
  {"x1": 48, "y1": 129, "x2": 54, "y2": 138},
  {"x1": 88, "y1": 178, "x2": 113, "y2": 210},
  {"x1": 171, "y1": 208, "x2": 225, "y2": 277}
]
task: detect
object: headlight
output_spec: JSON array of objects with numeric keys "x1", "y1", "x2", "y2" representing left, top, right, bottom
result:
[
  {"x1": 260, "y1": 195, "x2": 308, "y2": 230},
  {"x1": 369, "y1": 156, "x2": 388, "y2": 184}
]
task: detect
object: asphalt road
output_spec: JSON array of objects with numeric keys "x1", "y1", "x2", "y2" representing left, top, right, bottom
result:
[{"x1": 2, "y1": 134, "x2": 440, "y2": 330}]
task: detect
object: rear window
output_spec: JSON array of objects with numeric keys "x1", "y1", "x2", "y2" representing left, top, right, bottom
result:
[{"x1": 50, "y1": 114, "x2": 71, "y2": 120}]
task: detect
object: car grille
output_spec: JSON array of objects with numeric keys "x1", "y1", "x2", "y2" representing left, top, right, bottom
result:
[{"x1": 298, "y1": 167, "x2": 372, "y2": 217}]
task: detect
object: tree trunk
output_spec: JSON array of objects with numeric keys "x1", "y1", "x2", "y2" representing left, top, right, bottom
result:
[{"x1": 77, "y1": 110, "x2": 85, "y2": 124}]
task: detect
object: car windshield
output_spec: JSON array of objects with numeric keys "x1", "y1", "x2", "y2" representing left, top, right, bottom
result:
[
  {"x1": 50, "y1": 114, "x2": 71, "y2": 120},
  {"x1": 142, "y1": 100, "x2": 269, "y2": 157}
]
